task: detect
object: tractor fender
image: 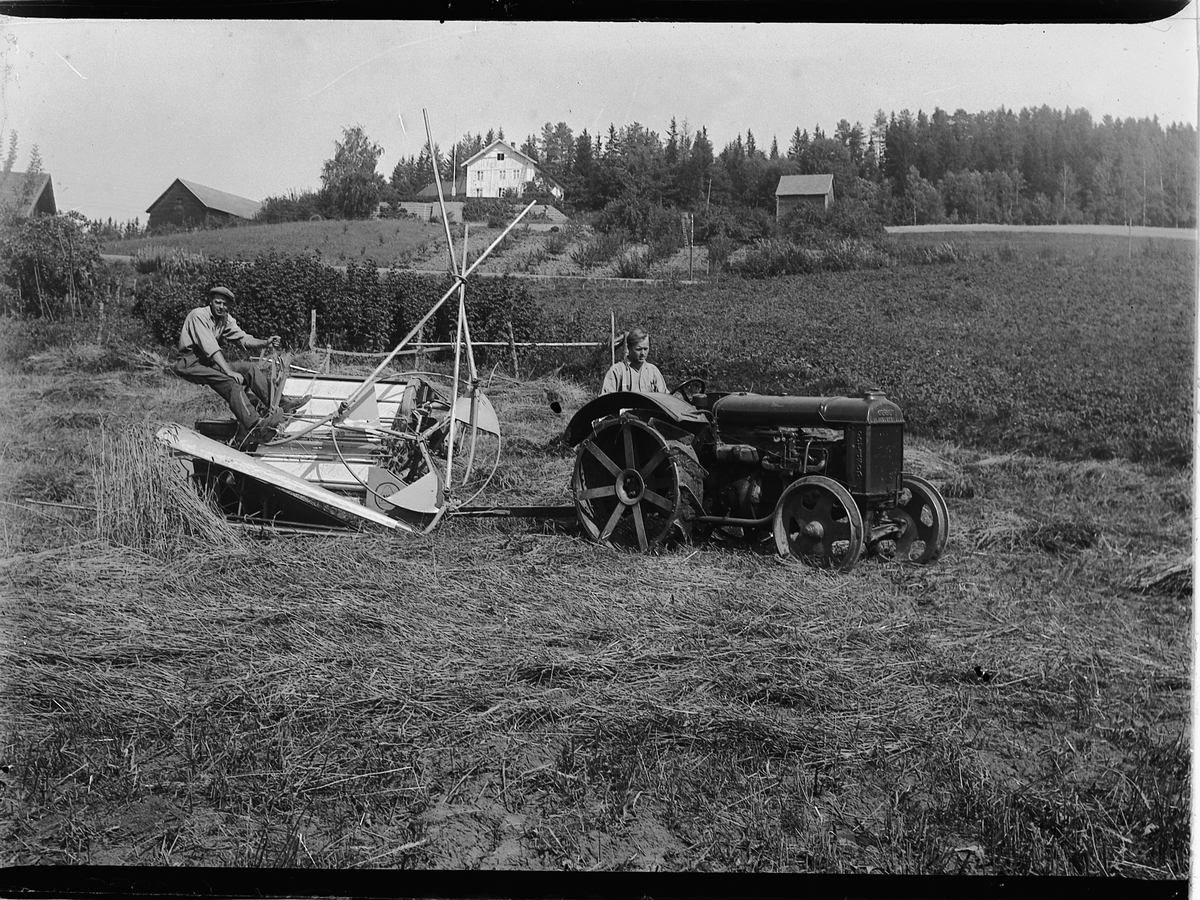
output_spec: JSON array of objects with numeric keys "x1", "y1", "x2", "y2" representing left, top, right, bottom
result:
[{"x1": 565, "y1": 391, "x2": 711, "y2": 447}]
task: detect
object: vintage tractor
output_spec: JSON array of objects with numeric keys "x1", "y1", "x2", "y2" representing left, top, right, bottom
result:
[{"x1": 565, "y1": 381, "x2": 948, "y2": 571}]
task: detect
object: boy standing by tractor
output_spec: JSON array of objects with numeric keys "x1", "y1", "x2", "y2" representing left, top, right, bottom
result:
[
  {"x1": 173, "y1": 285, "x2": 307, "y2": 447},
  {"x1": 601, "y1": 326, "x2": 667, "y2": 394}
]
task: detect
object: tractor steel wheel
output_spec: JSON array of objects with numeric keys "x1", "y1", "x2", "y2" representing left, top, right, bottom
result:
[
  {"x1": 773, "y1": 475, "x2": 865, "y2": 572},
  {"x1": 873, "y1": 474, "x2": 949, "y2": 564},
  {"x1": 573, "y1": 415, "x2": 683, "y2": 552}
]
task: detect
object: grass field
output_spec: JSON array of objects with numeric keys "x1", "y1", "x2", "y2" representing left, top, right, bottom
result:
[
  {"x1": 103, "y1": 216, "x2": 702, "y2": 280},
  {"x1": 103, "y1": 218, "x2": 447, "y2": 268},
  {"x1": 527, "y1": 235, "x2": 1194, "y2": 468},
  {"x1": 0, "y1": 227, "x2": 1191, "y2": 875},
  {"x1": 103, "y1": 217, "x2": 1196, "y2": 280}
]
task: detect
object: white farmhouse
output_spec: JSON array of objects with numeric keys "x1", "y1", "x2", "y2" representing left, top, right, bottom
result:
[{"x1": 461, "y1": 140, "x2": 564, "y2": 201}]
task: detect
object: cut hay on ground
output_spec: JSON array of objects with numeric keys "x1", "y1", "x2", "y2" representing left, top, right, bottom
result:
[
  {"x1": 1, "y1": 360, "x2": 1190, "y2": 874},
  {"x1": 92, "y1": 425, "x2": 245, "y2": 558},
  {"x1": 3, "y1": 531, "x2": 964, "y2": 869}
]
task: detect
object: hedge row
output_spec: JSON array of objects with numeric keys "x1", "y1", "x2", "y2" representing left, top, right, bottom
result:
[{"x1": 133, "y1": 252, "x2": 543, "y2": 356}]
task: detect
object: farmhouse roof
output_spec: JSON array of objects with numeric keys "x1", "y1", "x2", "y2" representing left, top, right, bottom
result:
[
  {"x1": 146, "y1": 178, "x2": 262, "y2": 220},
  {"x1": 415, "y1": 180, "x2": 461, "y2": 199},
  {"x1": 460, "y1": 139, "x2": 540, "y2": 171},
  {"x1": 0, "y1": 171, "x2": 56, "y2": 217},
  {"x1": 775, "y1": 174, "x2": 834, "y2": 197}
]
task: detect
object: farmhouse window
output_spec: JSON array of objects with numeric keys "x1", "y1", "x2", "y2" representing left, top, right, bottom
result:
[{"x1": 497, "y1": 152, "x2": 505, "y2": 161}]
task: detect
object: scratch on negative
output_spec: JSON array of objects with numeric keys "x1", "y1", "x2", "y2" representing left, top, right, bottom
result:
[{"x1": 55, "y1": 51, "x2": 87, "y2": 80}]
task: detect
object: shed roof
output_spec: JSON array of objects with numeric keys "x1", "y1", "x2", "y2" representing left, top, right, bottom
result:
[
  {"x1": 0, "y1": 171, "x2": 56, "y2": 217},
  {"x1": 146, "y1": 178, "x2": 261, "y2": 219},
  {"x1": 415, "y1": 180, "x2": 461, "y2": 199},
  {"x1": 776, "y1": 174, "x2": 834, "y2": 197}
]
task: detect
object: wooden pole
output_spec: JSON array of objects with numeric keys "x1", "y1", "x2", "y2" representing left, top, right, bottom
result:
[
  {"x1": 460, "y1": 226, "x2": 482, "y2": 484},
  {"x1": 309, "y1": 309, "x2": 317, "y2": 351},
  {"x1": 424, "y1": 108, "x2": 458, "y2": 274},
  {"x1": 688, "y1": 213, "x2": 694, "y2": 281},
  {"x1": 408, "y1": 340, "x2": 605, "y2": 348},
  {"x1": 335, "y1": 200, "x2": 538, "y2": 417},
  {"x1": 446, "y1": 291, "x2": 465, "y2": 490},
  {"x1": 461, "y1": 225, "x2": 477, "y2": 382},
  {"x1": 610, "y1": 310, "x2": 615, "y2": 367},
  {"x1": 507, "y1": 320, "x2": 519, "y2": 378}
]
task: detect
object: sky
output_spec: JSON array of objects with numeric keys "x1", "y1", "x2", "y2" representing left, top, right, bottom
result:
[{"x1": 1, "y1": 15, "x2": 1196, "y2": 224}]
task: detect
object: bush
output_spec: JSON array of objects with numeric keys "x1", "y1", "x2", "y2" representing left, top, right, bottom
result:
[
  {"x1": 694, "y1": 206, "x2": 776, "y2": 245},
  {"x1": 892, "y1": 241, "x2": 970, "y2": 266},
  {"x1": 133, "y1": 244, "x2": 208, "y2": 278},
  {"x1": 463, "y1": 198, "x2": 515, "y2": 224},
  {"x1": 517, "y1": 246, "x2": 550, "y2": 272},
  {"x1": 781, "y1": 198, "x2": 886, "y2": 245},
  {"x1": 732, "y1": 240, "x2": 812, "y2": 278},
  {"x1": 132, "y1": 251, "x2": 543, "y2": 359},
  {"x1": 595, "y1": 198, "x2": 649, "y2": 239},
  {"x1": 570, "y1": 231, "x2": 625, "y2": 270},
  {"x1": 645, "y1": 206, "x2": 684, "y2": 263},
  {"x1": 615, "y1": 250, "x2": 650, "y2": 279},
  {"x1": 705, "y1": 233, "x2": 736, "y2": 272},
  {"x1": 544, "y1": 226, "x2": 572, "y2": 257},
  {"x1": 729, "y1": 237, "x2": 893, "y2": 278},
  {"x1": 255, "y1": 190, "x2": 327, "y2": 224},
  {"x1": 0, "y1": 212, "x2": 104, "y2": 318},
  {"x1": 132, "y1": 272, "x2": 205, "y2": 349}
]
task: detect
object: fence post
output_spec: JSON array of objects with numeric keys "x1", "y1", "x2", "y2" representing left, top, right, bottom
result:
[
  {"x1": 610, "y1": 310, "x2": 615, "y2": 367},
  {"x1": 506, "y1": 320, "x2": 519, "y2": 379},
  {"x1": 309, "y1": 309, "x2": 317, "y2": 350}
]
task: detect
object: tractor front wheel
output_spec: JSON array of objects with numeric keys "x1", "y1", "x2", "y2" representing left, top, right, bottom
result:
[
  {"x1": 772, "y1": 475, "x2": 865, "y2": 572},
  {"x1": 870, "y1": 474, "x2": 949, "y2": 564}
]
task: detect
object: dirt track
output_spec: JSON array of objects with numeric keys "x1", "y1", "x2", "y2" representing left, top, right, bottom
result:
[{"x1": 886, "y1": 223, "x2": 1196, "y2": 239}]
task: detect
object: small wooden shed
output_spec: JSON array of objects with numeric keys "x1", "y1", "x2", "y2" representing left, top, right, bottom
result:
[
  {"x1": 776, "y1": 174, "x2": 835, "y2": 218},
  {"x1": 146, "y1": 178, "x2": 261, "y2": 230},
  {"x1": 0, "y1": 171, "x2": 57, "y2": 217}
]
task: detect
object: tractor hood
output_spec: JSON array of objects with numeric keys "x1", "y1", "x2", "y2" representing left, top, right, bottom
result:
[
  {"x1": 713, "y1": 390, "x2": 905, "y2": 428},
  {"x1": 565, "y1": 391, "x2": 711, "y2": 446}
]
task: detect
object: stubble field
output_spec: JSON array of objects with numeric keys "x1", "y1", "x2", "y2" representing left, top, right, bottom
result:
[{"x1": 0, "y1": 229, "x2": 1192, "y2": 880}]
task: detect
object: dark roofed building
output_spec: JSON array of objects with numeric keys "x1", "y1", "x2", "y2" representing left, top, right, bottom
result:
[
  {"x1": 146, "y1": 178, "x2": 261, "y2": 230},
  {"x1": 0, "y1": 171, "x2": 57, "y2": 217},
  {"x1": 776, "y1": 174, "x2": 835, "y2": 218},
  {"x1": 415, "y1": 180, "x2": 460, "y2": 200}
]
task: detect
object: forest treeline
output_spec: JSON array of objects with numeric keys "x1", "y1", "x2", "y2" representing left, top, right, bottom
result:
[{"x1": 370, "y1": 105, "x2": 1194, "y2": 229}]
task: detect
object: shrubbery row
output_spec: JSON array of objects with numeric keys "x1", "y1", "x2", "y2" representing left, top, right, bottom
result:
[{"x1": 132, "y1": 251, "x2": 543, "y2": 358}]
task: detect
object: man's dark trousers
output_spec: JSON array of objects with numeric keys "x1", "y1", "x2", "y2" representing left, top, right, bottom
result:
[{"x1": 173, "y1": 352, "x2": 271, "y2": 430}]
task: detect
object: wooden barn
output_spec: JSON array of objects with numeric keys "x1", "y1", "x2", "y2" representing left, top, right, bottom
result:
[
  {"x1": 461, "y1": 140, "x2": 564, "y2": 201},
  {"x1": 146, "y1": 178, "x2": 261, "y2": 230},
  {"x1": 775, "y1": 174, "x2": 835, "y2": 218},
  {"x1": 0, "y1": 171, "x2": 57, "y2": 217}
]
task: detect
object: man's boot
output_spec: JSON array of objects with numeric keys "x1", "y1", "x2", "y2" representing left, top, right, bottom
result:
[{"x1": 279, "y1": 394, "x2": 312, "y2": 414}]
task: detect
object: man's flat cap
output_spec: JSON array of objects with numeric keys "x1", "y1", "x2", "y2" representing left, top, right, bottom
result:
[{"x1": 208, "y1": 286, "x2": 235, "y2": 301}]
